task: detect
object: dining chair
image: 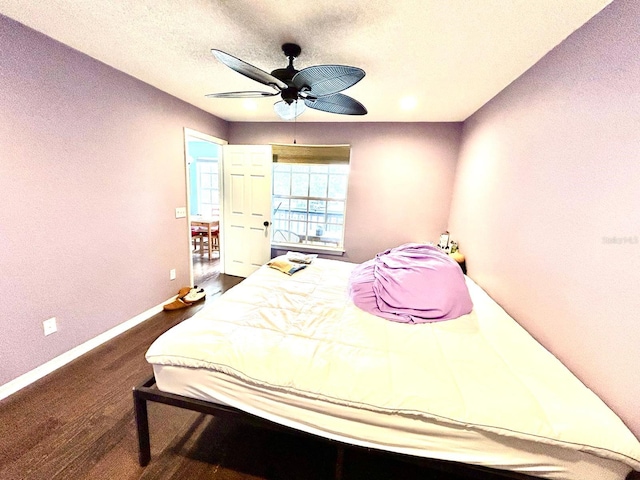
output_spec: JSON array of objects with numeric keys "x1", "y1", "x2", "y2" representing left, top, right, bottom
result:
[{"x1": 191, "y1": 227, "x2": 219, "y2": 258}]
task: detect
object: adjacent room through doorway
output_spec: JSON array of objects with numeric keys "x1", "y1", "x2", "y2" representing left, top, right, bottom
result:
[{"x1": 184, "y1": 129, "x2": 226, "y2": 286}]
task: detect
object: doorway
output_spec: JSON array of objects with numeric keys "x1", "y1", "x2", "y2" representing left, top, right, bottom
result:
[{"x1": 183, "y1": 128, "x2": 227, "y2": 286}]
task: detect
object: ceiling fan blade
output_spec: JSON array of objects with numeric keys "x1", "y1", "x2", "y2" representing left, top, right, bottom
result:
[
  {"x1": 212, "y1": 49, "x2": 288, "y2": 90},
  {"x1": 304, "y1": 93, "x2": 367, "y2": 116},
  {"x1": 293, "y1": 65, "x2": 365, "y2": 97},
  {"x1": 206, "y1": 90, "x2": 279, "y2": 99},
  {"x1": 274, "y1": 100, "x2": 306, "y2": 120}
]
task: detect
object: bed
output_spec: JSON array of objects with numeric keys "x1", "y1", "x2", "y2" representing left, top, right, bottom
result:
[{"x1": 135, "y1": 250, "x2": 640, "y2": 479}]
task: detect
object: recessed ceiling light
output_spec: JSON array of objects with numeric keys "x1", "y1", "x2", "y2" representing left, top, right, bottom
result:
[
  {"x1": 243, "y1": 99, "x2": 258, "y2": 111},
  {"x1": 400, "y1": 96, "x2": 418, "y2": 111}
]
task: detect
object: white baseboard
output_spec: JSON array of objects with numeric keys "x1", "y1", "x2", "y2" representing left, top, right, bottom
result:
[{"x1": 0, "y1": 298, "x2": 172, "y2": 402}]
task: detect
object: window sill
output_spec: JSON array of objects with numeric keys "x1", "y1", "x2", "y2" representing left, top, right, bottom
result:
[{"x1": 271, "y1": 242, "x2": 345, "y2": 256}]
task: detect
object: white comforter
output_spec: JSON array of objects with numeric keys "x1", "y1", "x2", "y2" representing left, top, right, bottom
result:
[{"x1": 146, "y1": 258, "x2": 640, "y2": 475}]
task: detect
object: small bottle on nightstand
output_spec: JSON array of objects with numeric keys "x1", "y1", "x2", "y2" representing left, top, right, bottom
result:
[{"x1": 448, "y1": 243, "x2": 467, "y2": 275}]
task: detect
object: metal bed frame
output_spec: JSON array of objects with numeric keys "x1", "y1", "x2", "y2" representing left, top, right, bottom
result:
[{"x1": 133, "y1": 374, "x2": 545, "y2": 479}]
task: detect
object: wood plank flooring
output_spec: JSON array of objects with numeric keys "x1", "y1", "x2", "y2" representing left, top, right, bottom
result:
[{"x1": 0, "y1": 254, "x2": 569, "y2": 480}]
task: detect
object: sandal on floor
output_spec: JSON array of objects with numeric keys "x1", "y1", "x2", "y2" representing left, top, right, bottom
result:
[
  {"x1": 182, "y1": 287, "x2": 206, "y2": 303},
  {"x1": 177, "y1": 286, "x2": 195, "y2": 299},
  {"x1": 163, "y1": 297, "x2": 193, "y2": 310}
]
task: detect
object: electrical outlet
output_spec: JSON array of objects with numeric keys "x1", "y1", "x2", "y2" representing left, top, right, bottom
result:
[
  {"x1": 170, "y1": 268, "x2": 176, "y2": 280},
  {"x1": 175, "y1": 207, "x2": 187, "y2": 218},
  {"x1": 43, "y1": 317, "x2": 57, "y2": 336}
]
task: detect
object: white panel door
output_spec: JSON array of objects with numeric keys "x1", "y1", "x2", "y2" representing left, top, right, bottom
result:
[{"x1": 222, "y1": 145, "x2": 272, "y2": 277}]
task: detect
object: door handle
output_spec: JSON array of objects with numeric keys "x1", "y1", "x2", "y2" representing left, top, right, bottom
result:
[{"x1": 263, "y1": 220, "x2": 270, "y2": 234}]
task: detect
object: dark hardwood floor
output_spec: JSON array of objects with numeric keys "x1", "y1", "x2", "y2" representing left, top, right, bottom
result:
[{"x1": 0, "y1": 252, "x2": 548, "y2": 480}]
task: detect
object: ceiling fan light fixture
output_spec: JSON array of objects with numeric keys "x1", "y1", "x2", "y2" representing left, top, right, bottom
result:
[{"x1": 274, "y1": 100, "x2": 306, "y2": 120}]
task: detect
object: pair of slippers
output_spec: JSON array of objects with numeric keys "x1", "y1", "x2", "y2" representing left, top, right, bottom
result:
[{"x1": 163, "y1": 286, "x2": 206, "y2": 310}]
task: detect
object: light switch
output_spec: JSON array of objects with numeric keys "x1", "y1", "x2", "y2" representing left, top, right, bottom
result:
[{"x1": 175, "y1": 207, "x2": 187, "y2": 218}]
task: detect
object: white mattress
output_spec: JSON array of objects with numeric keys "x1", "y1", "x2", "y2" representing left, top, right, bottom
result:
[{"x1": 146, "y1": 258, "x2": 640, "y2": 480}]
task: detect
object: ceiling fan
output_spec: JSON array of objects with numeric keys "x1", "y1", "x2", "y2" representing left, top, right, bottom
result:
[{"x1": 206, "y1": 43, "x2": 367, "y2": 120}]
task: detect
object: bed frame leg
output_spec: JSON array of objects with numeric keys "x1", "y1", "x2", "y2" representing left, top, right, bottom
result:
[
  {"x1": 133, "y1": 388, "x2": 151, "y2": 466},
  {"x1": 335, "y1": 445, "x2": 345, "y2": 480}
]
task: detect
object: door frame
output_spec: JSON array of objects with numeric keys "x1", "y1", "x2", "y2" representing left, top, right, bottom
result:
[{"x1": 183, "y1": 128, "x2": 227, "y2": 284}]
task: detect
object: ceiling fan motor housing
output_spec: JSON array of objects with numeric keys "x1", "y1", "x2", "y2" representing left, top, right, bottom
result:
[
  {"x1": 281, "y1": 87, "x2": 299, "y2": 104},
  {"x1": 271, "y1": 43, "x2": 301, "y2": 84},
  {"x1": 270, "y1": 67, "x2": 298, "y2": 83}
]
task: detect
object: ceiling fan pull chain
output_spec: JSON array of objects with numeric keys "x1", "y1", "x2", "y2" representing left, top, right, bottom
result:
[{"x1": 293, "y1": 103, "x2": 297, "y2": 144}]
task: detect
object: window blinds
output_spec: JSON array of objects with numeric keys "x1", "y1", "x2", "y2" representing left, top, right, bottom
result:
[{"x1": 271, "y1": 144, "x2": 350, "y2": 165}]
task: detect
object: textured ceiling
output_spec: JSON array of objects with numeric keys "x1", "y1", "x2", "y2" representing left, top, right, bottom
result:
[{"x1": 0, "y1": 0, "x2": 611, "y2": 122}]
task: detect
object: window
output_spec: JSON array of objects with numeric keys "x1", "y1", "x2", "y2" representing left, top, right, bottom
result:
[
  {"x1": 196, "y1": 159, "x2": 219, "y2": 215},
  {"x1": 186, "y1": 140, "x2": 221, "y2": 217},
  {"x1": 271, "y1": 145, "x2": 350, "y2": 251}
]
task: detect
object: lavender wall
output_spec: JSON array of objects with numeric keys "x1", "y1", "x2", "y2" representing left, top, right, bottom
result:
[
  {"x1": 0, "y1": 15, "x2": 228, "y2": 386},
  {"x1": 229, "y1": 122, "x2": 462, "y2": 264},
  {"x1": 449, "y1": 0, "x2": 640, "y2": 437}
]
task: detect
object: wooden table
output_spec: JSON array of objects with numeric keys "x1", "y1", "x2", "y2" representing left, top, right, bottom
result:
[{"x1": 190, "y1": 216, "x2": 219, "y2": 260}]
